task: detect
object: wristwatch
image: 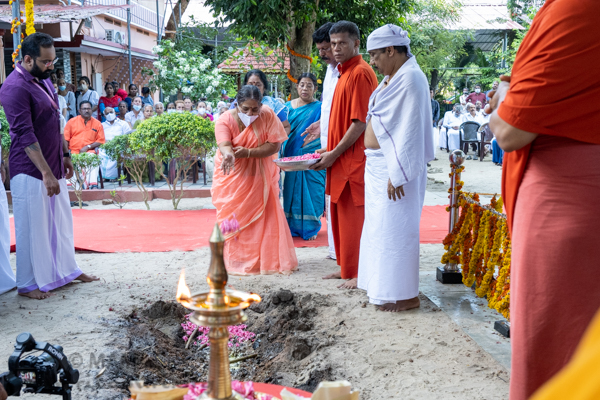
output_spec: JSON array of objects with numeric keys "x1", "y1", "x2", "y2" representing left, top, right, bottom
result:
[{"x1": 63, "y1": 152, "x2": 71, "y2": 158}]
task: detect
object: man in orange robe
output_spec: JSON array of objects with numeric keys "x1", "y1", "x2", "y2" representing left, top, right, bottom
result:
[
  {"x1": 487, "y1": 1, "x2": 600, "y2": 398},
  {"x1": 311, "y1": 21, "x2": 378, "y2": 289}
]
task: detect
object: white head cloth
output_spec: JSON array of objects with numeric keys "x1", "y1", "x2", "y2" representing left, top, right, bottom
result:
[{"x1": 367, "y1": 24, "x2": 413, "y2": 57}]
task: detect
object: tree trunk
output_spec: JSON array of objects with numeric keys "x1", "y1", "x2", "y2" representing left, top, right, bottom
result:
[
  {"x1": 287, "y1": 5, "x2": 317, "y2": 99},
  {"x1": 430, "y1": 68, "x2": 439, "y2": 93},
  {"x1": 165, "y1": 0, "x2": 190, "y2": 41}
]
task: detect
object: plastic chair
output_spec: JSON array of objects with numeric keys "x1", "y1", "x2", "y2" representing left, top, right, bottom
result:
[
  {"x1": 459, "y1": 121, "x2": 481, "y2": 156},
  {"x1": 478, "y1": 123, "x2": 494, "y2": 161}
]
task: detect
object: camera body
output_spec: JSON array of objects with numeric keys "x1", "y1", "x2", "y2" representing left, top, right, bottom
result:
[{"x1": 0, "y1": 333, "x2": 78, "y2": 399}]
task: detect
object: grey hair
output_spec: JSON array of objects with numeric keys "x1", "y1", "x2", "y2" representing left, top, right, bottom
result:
[{"x1": 236, "y1": 85, "x2": 263, "y2": 105}]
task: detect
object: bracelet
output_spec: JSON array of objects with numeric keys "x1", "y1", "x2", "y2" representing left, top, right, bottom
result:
[
  {"x1": 247, "y1": 149, "x2": 251, "y2": 158},
  {"x1": 63, "y1": 152, "x2": 71, "y2": 158}
]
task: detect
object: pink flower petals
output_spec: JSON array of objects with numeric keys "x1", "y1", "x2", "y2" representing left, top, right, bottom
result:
[
  {"x1": 220, "y1": 214, "x2": 241, "y2": 236},
  {"x1": 181, "y1": 313, "x2": 256, "y2": 348},
  {"x1": 279, "y1": 153, "x2": 321, "y2": 162}
]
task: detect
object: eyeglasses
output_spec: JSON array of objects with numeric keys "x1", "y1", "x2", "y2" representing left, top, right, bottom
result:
[{"x1": 38, "y1": 57, "x2": 59, "y2": 67}]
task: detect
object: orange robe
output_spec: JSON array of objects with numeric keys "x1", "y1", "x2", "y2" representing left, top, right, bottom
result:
[
  {"x1": 212, "y1": 108, "x2": 298, "y2": 275},
  {"x1": 327, "y1": 55, "x2": 378, "y2": 279},
  {"x1": 497, "y1": 1, "x2": 600, "y2": 398}
]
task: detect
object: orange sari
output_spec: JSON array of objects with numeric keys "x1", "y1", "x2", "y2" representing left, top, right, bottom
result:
[{"x1": 212, "y1": 108, "x2": 298, "y2": 275}]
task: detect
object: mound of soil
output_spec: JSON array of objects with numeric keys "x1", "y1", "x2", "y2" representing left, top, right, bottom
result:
[{"x1": 97, "y1": 290, "x2": 335, "y2": 398}]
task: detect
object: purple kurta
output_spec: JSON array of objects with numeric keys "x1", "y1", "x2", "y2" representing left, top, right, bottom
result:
[{"x1": 0, "y1": 63, "x2": 63, "y2": 180}]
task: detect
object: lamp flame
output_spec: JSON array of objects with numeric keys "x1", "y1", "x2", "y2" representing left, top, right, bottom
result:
[{"x1": 176, "y1": 269, "x2": 191, "y2": 303}]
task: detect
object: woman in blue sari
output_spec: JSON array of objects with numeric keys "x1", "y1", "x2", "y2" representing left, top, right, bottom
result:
[{"x1": 282, "y1": 73, "x2": 325, "y2": 240}]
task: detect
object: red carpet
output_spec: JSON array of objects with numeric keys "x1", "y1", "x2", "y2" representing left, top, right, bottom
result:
[{"x1": 9, "y1": 206, "x2": 448, "y2": 253}]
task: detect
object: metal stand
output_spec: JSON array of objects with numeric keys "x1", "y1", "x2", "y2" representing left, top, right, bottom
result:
[{"x1": 437, "y1": 150, "x2": 466, "y2": 284}]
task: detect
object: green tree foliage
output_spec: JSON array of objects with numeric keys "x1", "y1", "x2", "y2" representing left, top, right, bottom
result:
[
  {"x1": 407, "y1": 0, "x2": 470, "y2": 92},
  {"x1": 0, "y1": 108, "x2": 10, "y2": 163},
  {"x1": 130, "y1": 113, "x2": 215, "y2": 210},
  {"x1": 70, "y1": 152, "x2": 101, "y2": 209},
  {"x1": 101, "y1": 134, "x2": 152, "y2": 210},
  {"x1": 204, "y1": 0, "x2": 414, "y2": 97}
]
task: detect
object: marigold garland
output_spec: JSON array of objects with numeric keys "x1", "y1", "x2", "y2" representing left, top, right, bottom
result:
[
  {"x1": 440, "y1": 174, "x2": 512, "y2": 320},
  {"x1": 24, "y1": 0, "x2": 35, "y2": 36},
  {"x1": 285, "y1": 44, "x2": 313, "y2": 84}
]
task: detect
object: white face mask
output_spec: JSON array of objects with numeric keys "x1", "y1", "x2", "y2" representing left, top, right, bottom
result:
[
  {"x1": 167, "y1": 109, "x2": 176, "y2": 113},
  {"x1": 237, "y1": 108, "x2": 258, "y2": 126},
  {"x1": 475, "y1": 89, "x2": 481, "y2": 93},
  {"x1": 198, "y1": 107, "x2": 206, "y2": 115},
  {"x1": 105, "y1": 112, "x2": 116, "y2": 122}
]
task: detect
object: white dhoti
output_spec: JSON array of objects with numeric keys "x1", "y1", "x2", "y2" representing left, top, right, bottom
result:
[
  {"x1": 357, "y1": 150, "x2": 426, "y2": 304},
  {"x1": 99, "y1": 148, "x2": 118, "y2": 180},
  {"x1": 433, "y1": 126, "x2": 440, "y2": 152},
  {"x1": 0, "y1": 180, "x2": 15, "y2": 295},
  {"x1": 87, "y1": 166, "x2": 100, "y2": 188},
  {"x1": 11, "y1": 174, "x2": 82, "y2": 293},
  {"x1": 447, "y1": 128, "x2": 460, "y2": 151},
  {"x1": 325, "y1": 194, "x2": 336, "y2": 259}
]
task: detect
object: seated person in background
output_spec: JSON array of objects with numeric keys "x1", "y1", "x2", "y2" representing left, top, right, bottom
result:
[
  {"x1": 118, "y1": 101, "x2": 128, "y2": 121},
  {"x1": 125, "y1": 96, "x2": 144, "y2": 128},
  {"x1": 100, "y1": 107, "x2": 131, "y2": 180},
  {"x1": 464, "y1": 103, "x2": 485, "y2": 124},
  {"x1": 143, "y1": 104, "x2": 154, "y2": 120},
  {"x1": 196, "y1": 101, "x2": 214, "y2": 121},
  {"x1": 155, "y1": 102, "x2": 164, "y2": 116},
  {"x1": 175, "y1": 100, "x2": 185, "y2": 112},
  {"x1": 141, "y1": 86, "x2": 154, "y2": 107},
  {"x1": 64, "y1": 101, "x2": 105, "y2": 188},
  {"x1": 475, "y1": 101, "x2": 483, "y2": 115},
  {"x1": 441, "y1": 104, "x2": 464, "y2": 150},
  {"x1": 183, "y1": 97, "x2": 194, "y2": 112},
  {"x1": 166, "y1": 102, "x2": 176, "y2": 113}
]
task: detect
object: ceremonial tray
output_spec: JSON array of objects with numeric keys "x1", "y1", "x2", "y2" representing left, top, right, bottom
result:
[{"x1": 273, "y1": 158, "x2": 320, "y2": 172}]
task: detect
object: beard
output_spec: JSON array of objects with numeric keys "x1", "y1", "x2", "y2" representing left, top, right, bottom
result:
[{"x1": 30, "y1": 61, "x2": 52, "y2": 80}]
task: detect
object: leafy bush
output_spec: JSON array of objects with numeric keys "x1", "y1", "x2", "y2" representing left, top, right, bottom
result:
[
  {"x1": 70, "y1": 152, "x2": 101, "y2": 209},
  {"x1": 0, "y1": 107, "x2": 10, "y2": 163},
  {"x1": 101, "y1": 134, "x2": 152, "y2": 210},
  {"x1": 130, "y1": 112, "x2": 215, "y2": 209}
]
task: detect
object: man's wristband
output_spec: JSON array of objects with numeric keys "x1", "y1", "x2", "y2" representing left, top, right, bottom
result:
[{"x1": 63, "y1": 152, "x2": 71, "y2": 158}]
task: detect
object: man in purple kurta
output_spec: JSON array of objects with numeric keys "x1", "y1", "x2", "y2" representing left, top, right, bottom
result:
[{"x1": 0, "y1": 33, "x2": 98, "y2": 300}]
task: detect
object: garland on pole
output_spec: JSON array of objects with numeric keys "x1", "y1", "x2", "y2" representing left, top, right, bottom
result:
[
  {"x1": 285, "y1": 43, "x2": 313, "y2": 84},
  {"x1": 440, "y1": 189, "x2": 511, "y2": 320},
  {"x1": 24, "y1": 0, "x2": 35, "y2": 36}
]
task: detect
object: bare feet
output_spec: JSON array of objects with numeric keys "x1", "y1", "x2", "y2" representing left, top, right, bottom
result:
[
  {"x1": 18, "y1": 289, "x2": 54, "y2": 300},
  {"x1": 338, "y1": 278, "x2": 358, "y2": 289},
  {"x1": 307, "y1": 235, "x2": 318, "y2": 241},
  {"x1": 376, "y1": 296, "x2": 420, "y2": 312},
  {"x1": 322, "y1": 271, "x2": 342, "y2": 280},
  {"x1": 75, "y1": 273, "x2": 100, "y2": 282}
]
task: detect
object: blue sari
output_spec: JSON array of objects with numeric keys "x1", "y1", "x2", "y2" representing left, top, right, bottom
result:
[{"x1": 282, "y1": 100, "x2": 325, "y2": 240}]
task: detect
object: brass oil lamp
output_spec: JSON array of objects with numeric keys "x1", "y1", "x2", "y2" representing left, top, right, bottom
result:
[{"x1": 176, "y1": 224, "x2": 261, "y2": 400}]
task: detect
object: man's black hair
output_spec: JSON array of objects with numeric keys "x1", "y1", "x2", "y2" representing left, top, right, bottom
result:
[
  {"x1": 329, "y1": 21, "x2": 360, "y2": 41},
  {"x1": 475, "y1": 84, "x2": 481, "y2": 88},
  {"x1": 142, "y1": 86, "x2": 150, "y2": 95},
  {"x1": 313, "y1": 22, "x2": 334, "y2": 44},
  {"x1": 79, "y1": 100, "x2": 92, "y2": 109},
  {"x1": 21, "y1": 32, "x2": 54, "y2": 59}
]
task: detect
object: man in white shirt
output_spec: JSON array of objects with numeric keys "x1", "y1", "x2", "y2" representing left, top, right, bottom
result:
[
  {"x1": 302, "y1": 22, "x2": 340, "y2": 261},
  {"x1": 100, "y1": 107, "x2": 131, "y2": 180},
  {"x1": 441, "y1": 104, "x2": 464, "y2": 151}
]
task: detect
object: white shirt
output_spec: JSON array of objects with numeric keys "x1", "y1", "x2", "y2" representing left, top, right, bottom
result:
[
  {"x1": 464, "y1": 112, "x2": 486, "y2": 125},
  {"x1": 102, "y1": 118, "x2": 131, "y2": 141},
  {"x1": 61, "y1": 91, "x2": 76, "y2": 120},
  {"x1": 442, "y1": 111, "x2": 464, "y2": 130},
  {"x1": 125, "y1": 111, "x2": 144, "y2": 128},
  {"x1": 77, "y1": 89, "x2": 100, "y2": 112},
  {"x1": 320, "y1": 63, "x2": 340, "y2": 149}
]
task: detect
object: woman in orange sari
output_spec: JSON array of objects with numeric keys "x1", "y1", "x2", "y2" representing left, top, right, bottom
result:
[{"x1": 212, "y1": 85, "x2": 298, "y2": 275}]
